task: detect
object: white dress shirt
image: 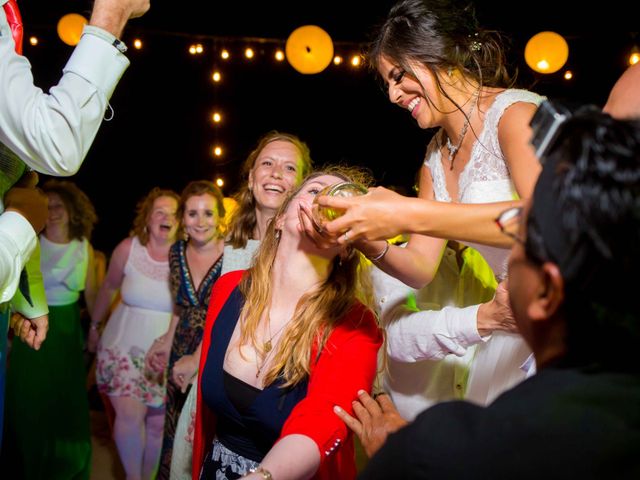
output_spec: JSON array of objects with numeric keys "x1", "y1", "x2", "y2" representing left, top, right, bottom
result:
[
  {"x1": 0, "y1": 4, "x2": 129, "y2": 304},
  {"x1": 374, "y1": 245, "x2": 497, "y2": 420}
]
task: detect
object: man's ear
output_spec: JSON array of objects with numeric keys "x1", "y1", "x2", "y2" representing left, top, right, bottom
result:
[{"x1": 527, "y1": 262, "x2": 564, "y2": 322}]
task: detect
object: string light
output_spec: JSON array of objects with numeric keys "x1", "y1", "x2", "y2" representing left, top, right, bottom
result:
[
  {"x1": 333, "y1": 55, "x2": 343, "y2": 65},
  {"x1": 133, "y1": 39, "x2": 143, "y2": 50},
  {"x1": 215, "y1": 178, "x2": 224, "y2": 187},
  {"x1": 245, "y1": 47, "x2": 254, "y2": 59},
  {"x1": 212, "y1": 71, "x2": 222, "y2": 83},
  {"x1": 213, "y1": 146, "x2": 223, "y2": 157},
  {"x1": 221, "y1": 49, "x2": 230, "y2": 60},
  {"x1": 629, "y1": 46, "x2": 640, "y2": 66},
  {"x1": 564, "y1": 70, "x2": 573, "y2": 80},
  {"x1": 275, "y1": 49, "x2": 285, "y2": 61},
  {"x1": 212, "y1": 112, "x2": 222, "y2": 123},
  {"x1": 189, "y1": 43, "x2": 204, "y2": 55},
  {"x1": 29, "y1": 36, "x2": 38, "y2": 46},
  {"x1": 350, "y1": 55, "x2": 361, "y2": 67}
]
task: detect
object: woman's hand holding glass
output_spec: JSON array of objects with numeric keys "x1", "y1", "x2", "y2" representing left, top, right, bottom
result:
[{"x1": 316, "y1": 186, "x2": 412, "y2": 244}]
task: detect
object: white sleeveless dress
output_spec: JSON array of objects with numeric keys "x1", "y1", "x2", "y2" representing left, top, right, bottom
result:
[
  {"x1": 425, "y1": 89, "x2": 543, "y2": 405},
  {"x1": 96, "y1": 236, "x2": 173, "y2": 407}
]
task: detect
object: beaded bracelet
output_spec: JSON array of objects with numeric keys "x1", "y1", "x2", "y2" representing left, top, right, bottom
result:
[{"x1": 367, "y1": 240, "x2": 390, "y2": 262}]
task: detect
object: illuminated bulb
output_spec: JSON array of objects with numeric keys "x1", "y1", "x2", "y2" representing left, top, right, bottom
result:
[
  {"x1": 275, "y1": 50, "x2": 285, "y2": 61},
  {"x1": 29, "y1": 36, "x2": 38, "y2": 46},
  {"x1": 213, "y1": 146, "x2": 223, "y2": 157},
  {"x1": 245, "y1": 48, "x2": 254, "y2": 59},
  {"x1": 212, "y1": 71, "x2": 221, "y2": 83},
  {"x1": 629, "y1": 47, "x2": 640, "y2": 66},
  {"x1": 189, "y1": 45, "x2": 197, "y2": 55},
  {"x1": 216, "y1": 178, "x2": 224, "y2": 187},
  {"x1": 221, "y1": 49, "x2": 230, "y2": 60},
  {"x1": 564, "y1": 70, "x2": 573, "y2": 80},
  {"x1": 133, "y1": 39, "x2": 143, "y2": 50},
  {"x1": 351, "y1": 55, "x2": 361, "y2": 67},
  {"x1": 212, "y1": 112, "x2": 222, "y2": 123},
  {"x1": 196, "y1": 43, "x2": 204, "y2": 54},
  {"x1": 536, "y1": 59, "x2": 550, "y2": 71},
  {"x1": 333, "y1": 55, "x2": 343, "y2": 65}
]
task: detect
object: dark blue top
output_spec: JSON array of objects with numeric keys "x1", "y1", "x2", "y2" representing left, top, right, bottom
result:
[{"x1": 200, "y1": 287, "x2": 308, "y2": 462}]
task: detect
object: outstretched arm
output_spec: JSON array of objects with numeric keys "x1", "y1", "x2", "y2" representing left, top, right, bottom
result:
[{"x1": 0, "y1": 0, "x2": 149, "y2": 175}]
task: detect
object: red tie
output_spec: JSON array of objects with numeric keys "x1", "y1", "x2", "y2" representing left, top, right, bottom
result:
[{"x1": 3, "y1": 0, "x2": 23, "y2": 55}]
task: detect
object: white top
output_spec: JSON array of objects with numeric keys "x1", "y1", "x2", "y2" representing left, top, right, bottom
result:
[
  {"x1": 374, "y1": 245, "x2": 497, "y2": 420},
  {"x1": 0, "y1": 6, "x2": 129, "y2": 176},
  {"x1": 0, "y1": 210, "x2": 36, "y2": 304},
  {"x1": 426, "y1": 89, "x2": 544, "y2": 277},
  {"x1": 220, "y1": 239, "x2": 261, "y2": 275},
  {"x1": 424, "y1": 89, "x2": 544, "y2": 405},
  {"x1": 40, "y1": 236, "x2": 89, "y2": 306},
  {"x1": 0, "y1": 7, "x2": 129, "y2": 307},
  {"x1": 121, "y1": 237, "x2": 173, "y2": 313}
]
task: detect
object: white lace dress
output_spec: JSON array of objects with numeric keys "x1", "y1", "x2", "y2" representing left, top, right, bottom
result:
[
  {"x1": 425, "y1": 89, "x2": 543, "y2": 405},
  {"x1": 96, "y1": 236, "x2": 174, "y2": 408}
]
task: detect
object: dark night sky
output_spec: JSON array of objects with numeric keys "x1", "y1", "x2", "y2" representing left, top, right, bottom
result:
[{"x1": 19, "y1": 0, "x2": 639, "y2": 253}]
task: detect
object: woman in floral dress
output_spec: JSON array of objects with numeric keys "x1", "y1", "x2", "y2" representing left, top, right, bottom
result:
[{"x1": 90, "y1": 187, "x2": 179, "y2": 480}]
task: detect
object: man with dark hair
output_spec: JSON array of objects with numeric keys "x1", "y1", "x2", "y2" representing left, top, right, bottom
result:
[{"x1": 342, "y1": 108, "x2": 640, "y2": 478}]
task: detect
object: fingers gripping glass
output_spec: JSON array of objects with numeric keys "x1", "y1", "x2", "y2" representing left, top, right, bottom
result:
[{"x1": 495, "y1": 207, "x2": 524, "y2": 244}]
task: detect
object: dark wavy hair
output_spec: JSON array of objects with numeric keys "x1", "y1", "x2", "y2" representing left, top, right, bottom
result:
[
  {"x1": 42, "y1": 179, "x2": 97, "y2": 241},
  {"x1": 526, "y1": 109, "x2": 640, "y2": 368},
  {"x1": 369, "y1": 0, "x2": 514, "y2": 112}
]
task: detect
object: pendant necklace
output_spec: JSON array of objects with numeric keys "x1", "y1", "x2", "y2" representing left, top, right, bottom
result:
[
  {"x1": 445, "y1": 89, "x2": 480, "y2": 171},
  {"x1": 256, "y1": 313, "x2": 288, "y2": 378}
]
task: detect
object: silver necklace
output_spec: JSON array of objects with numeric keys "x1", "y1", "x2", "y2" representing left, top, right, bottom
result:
[{"x1": 445, "y1": 89, "x2": 480, "y2": 171}]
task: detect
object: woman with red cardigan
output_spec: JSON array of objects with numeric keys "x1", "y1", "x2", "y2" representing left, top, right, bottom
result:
[{"x1": 193, "y1": 169, "x2": 383, "y2": 480}]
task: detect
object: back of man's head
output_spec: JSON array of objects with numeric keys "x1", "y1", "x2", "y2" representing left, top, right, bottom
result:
[{"x1": 527, "y1": 109, "x2": 640, "y2": 368}]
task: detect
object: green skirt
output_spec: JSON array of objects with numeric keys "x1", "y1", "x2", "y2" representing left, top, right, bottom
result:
[{"x1": 2, "y1": 303, "x2": 91, "y2": 479}]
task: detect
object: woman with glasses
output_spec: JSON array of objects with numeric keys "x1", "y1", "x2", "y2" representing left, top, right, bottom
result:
[{"x1": 305, "y1": 0, "x2": 544, "y2": 405}]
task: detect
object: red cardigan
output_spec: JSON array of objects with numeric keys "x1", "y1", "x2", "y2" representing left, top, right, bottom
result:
[{"x1": 192, "y1": 270, "x2": 383, "y2": 480}]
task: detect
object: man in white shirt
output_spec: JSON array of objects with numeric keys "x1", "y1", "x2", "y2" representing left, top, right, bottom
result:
[
  {"x1": 372, "y1": 242, "x2": 516, "y2": 421},
  {"x1": 0, "y1": 0, "x2": 152, "y2": 445}
]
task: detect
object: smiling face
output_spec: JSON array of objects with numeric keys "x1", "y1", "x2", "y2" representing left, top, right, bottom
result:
[
  {"x1": 147, "y1": 195, "x2": 179, "y2": 243},
  {"x1": 45, "y1": 192, "x2": 69, "y2": 231},
  {"x1": 183, "y1": 193, "x2": 221, "y2": 246},
  {"x1": 377, "y1": 55, "x2": 448, "y2": 130},
  {"x1": 248, "y1": 140, "x2": 304, "y2": 213}
]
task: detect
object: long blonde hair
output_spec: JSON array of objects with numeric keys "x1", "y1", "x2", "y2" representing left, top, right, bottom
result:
[
  {"x1": 226, "y1": 131, "x2": 313, "y2": 249},
  {"x1": 238, "y1": 166, "x2": 374, "y2": 387}
]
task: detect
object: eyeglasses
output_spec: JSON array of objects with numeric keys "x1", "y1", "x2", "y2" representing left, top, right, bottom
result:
[{"x1": 495, "y1": 206, "x2": 524, "y2": 244}]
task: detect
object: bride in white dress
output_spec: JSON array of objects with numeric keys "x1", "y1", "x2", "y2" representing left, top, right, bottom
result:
[{"x1": 305, "y1": 0, "x2": 544, "y2": 405}]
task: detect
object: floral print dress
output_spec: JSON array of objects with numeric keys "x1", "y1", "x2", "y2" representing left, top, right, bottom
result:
[{"x1": 96, "y1": 236, "x2": 174, "y2": 407}]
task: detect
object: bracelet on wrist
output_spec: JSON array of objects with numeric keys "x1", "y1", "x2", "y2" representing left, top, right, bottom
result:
[
  {"x1": 249, "y1": 466, "x2": 273, "y2": 480},
  {"x1": 366, "y1": 240, "x2": 390, "y2": 262}
]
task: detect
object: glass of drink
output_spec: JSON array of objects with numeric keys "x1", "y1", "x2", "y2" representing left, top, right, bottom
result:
[{"x1": 311, "y1": 182, "x2": 367, "y2": 229}]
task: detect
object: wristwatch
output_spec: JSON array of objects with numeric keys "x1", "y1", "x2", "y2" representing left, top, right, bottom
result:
[{"x1": 82, "y1": 25, "x2": 128, "y2": 54}]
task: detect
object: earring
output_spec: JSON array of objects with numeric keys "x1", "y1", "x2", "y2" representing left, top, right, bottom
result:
[
  {"x1": 275, "y1": 229, "x2": 282, "y2": 240},
  {"x1": 447, "y1": 67, "x2": 453, "y2": 77}
]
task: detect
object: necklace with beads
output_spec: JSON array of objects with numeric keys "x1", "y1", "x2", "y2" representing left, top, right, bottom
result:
[{"x1": 444, "y1": 89, "x2": 480, "y2": 170}]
